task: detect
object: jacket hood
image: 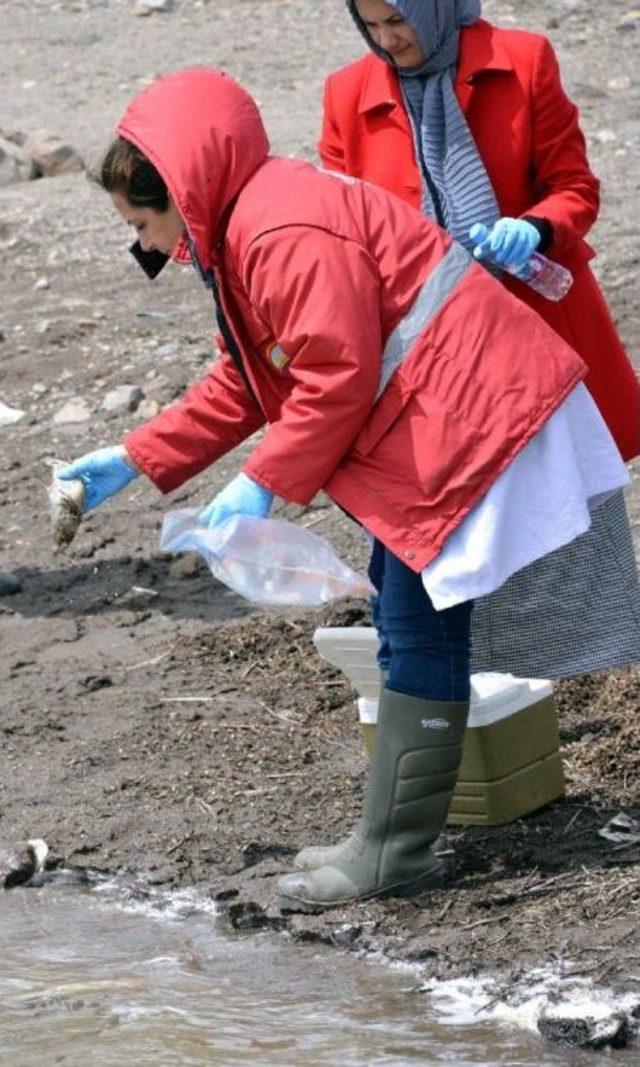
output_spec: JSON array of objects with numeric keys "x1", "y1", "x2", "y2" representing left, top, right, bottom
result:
[{"x1": 117, "y1": 67, "x2": 270, "y2": 272}]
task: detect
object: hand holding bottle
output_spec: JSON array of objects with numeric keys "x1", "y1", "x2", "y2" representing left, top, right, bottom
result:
[
  {"x1": 469, "y1": 221, "x2": 573, "y2": 302},
  {"x1": 471, "y1": 218, "x2": 541, "y2": 270}
]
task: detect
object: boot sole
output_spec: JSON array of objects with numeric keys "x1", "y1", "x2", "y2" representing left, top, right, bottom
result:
[{"x1": 278, "y1": 865, "x2": 445, "y2": 914}]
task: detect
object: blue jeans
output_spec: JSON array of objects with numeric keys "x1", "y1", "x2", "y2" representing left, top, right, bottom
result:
[{"x1": 369, "y1": 539, "x2": 473, "y2": 702}]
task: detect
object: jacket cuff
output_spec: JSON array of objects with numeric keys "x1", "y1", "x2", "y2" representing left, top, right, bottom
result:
[
  {"x1": 522, "y1": 215, "x2": 554, "y2": 254},
  {"x1": 123, "y1": 432, "x2": 177, "y2": 494}
]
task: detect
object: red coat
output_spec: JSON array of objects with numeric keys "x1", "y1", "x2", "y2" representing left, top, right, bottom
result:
[
  {"x1": 320, "y1": 20, "x2": 640, "y2": 461},
  {"x1": 122, "y1": 68, "x2": 586, "y2": 571}
]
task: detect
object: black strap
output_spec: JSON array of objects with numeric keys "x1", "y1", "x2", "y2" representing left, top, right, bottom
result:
[
  {"x1": 209, "y1": 272, "x2": 258, "y2": 403},
  {"x1": 522, "y1": 215, "x2": 554, "y2": 254}
]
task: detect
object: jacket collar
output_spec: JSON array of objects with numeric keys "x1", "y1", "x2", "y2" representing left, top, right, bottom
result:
[{"x1": 357, "y1": 20, "x2": 513, "y2": 117}]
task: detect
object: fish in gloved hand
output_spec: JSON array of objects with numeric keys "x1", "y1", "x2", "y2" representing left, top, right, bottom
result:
[
  {"x1": 48, "y1": 446, "x2": 138, "y2": 548},
  {"x1": 47, "y1": 460, "x2": 85, "y2": 549}
]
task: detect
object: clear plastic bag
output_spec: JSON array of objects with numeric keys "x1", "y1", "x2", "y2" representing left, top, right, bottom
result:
[{"x1": 160, "y1": 509, "x2": 374, "y2": 607}]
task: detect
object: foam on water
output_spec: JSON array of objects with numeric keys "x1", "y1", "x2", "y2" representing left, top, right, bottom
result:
[
  {"x1": 93, "y1": 877, "x2": 221, "y2": 921},
  {"x1": 424, "y1": 964, "x2": 640, "y2": 1034},
  {"x1": 4, "y1": 873, "x2": 638, "y2": 1060}
]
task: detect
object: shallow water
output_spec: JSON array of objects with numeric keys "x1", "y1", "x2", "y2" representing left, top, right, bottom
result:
[{"x1": 0, "y1": 879, "x2": 625, "y2": 1066}]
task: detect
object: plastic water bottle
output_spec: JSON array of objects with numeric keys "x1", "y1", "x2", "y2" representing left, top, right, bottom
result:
[{"x1": 470, "y1": 223, "x2": 573, "y2": 302}]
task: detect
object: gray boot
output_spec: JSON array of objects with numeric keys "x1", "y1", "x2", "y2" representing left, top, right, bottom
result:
[
  {"x1": 293, "y1": 666, "x2": 386, "y2": 873},
  {"x1": 294, "y1": 831, "x2": 450, "y2": 872},
  {"x1": 278, "y1": 689, "x2": 469, "y2": 911}
]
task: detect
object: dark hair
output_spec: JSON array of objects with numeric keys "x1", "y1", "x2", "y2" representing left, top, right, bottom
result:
[{"x1": 93, "y1": 136, "x2": 169, "y2": 212}]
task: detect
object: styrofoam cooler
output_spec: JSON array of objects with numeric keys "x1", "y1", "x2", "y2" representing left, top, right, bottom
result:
[{"x1": 313, "y1": 627, "x2": 565, "y2": 826}]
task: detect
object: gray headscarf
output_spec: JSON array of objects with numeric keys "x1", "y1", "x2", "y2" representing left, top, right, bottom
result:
[{"x1": 347, "y1": 0, "x2": 500, "y2": 253}]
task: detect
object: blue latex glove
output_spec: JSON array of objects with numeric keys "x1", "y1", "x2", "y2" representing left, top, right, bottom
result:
[
  {"x1": 470, "y1": 218, "x2": 540, "y2": 269},
  {"x1": 199, "y1": 472, "x2": 274, "y2": 529},
  {"x1": 57, "y1": 446, "x2": 138, "y2": 512}
]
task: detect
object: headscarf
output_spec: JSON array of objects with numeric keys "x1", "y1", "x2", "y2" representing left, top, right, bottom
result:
[{"x1": 347, "y1": 1, "x2": 500, "y2": 253}]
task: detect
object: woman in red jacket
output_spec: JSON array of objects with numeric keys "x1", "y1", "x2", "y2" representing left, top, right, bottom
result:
[
  {"x1": 320, "y1": 0, "x2": 640, "y2": 461},
  {"x1": 58, "y1": 69, "x2": 636, "y2": 912}
]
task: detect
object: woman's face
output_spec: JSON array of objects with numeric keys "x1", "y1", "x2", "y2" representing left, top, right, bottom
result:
[
  {"x1": 111, "y1": 191, "x2": 184, "y2": 255},
  {"x1": 355, "y1": 0, "x2": 424, "y2": 67}
]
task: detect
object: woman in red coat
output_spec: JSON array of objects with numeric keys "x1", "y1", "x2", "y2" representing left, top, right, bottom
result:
[
  {"x1": 320, "y1": 0, "x2": 640, "y2": 460},
  {"x1": 58, "y1": 69, "x2": 637, "y2": 912}
]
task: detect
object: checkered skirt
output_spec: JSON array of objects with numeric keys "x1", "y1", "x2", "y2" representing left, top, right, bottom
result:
[{"x1": 470, "y1": 490, "x2": 640, "y2": 678}]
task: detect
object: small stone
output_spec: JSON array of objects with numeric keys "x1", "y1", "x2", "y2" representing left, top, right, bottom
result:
[
  {"x1": 329, "y1": 923, "x2": 362, "y2": 948},
  {"x1": 0, "y1": 400, "x2": 26, "y2": 427},
  {"x1": 0, "y1": 573, "x2": 22, "y2": 597},
  {"x1": 0, "y1": 127, "x2": 27, "y2": 147},
  {"x1": 135, "y1": 0, "x2": 174, "y2": 14},
  {"x1": 53, "y1": 397, "x2": 92, "y2": 424},
  {"x1": 0, "y1": 135, "x2": 36, "y2": 187},
  {"x1": 226, "y1": 901, "x2": 270, "y2": 931},
  {"x1": 607, "y1": 75, "x2": 632, "y2": 90},
  {"x1": 135, "y1": 397, "x2": 160, "y2": 420},
  {"x1": 21, "y1": 130, "x2": 85, "y2": 177},
  {"x1": 595, "y1": 129, "x2": 616, "y2": 144},
  {"x1": 617, "y1": 10, "x2": 640, "y2": 30},
  {"x1": 538, "y1": 1011, "x2": 630, "y2": 1050},
  {"x1": 169, "y1": 553, "x2": 202, "y2": 580},
  {"x1": 102, "y1": 384, "x2": 144, "y2": 414},
  {"x1": 81, "y1": 675, "x2": 113, "y2": 693},
  {"x1": 34, "y1": 277, "x2": 50, "y2": 291},
  {"x1": 155, "y1": 342, "x2": 177, "y2": 358},
  {"x1": 0, "y1": 840, "x2": 44, "y2": 888},
  {"x1": 210, "y1": 887, "x2": 240, "y2": 904}
]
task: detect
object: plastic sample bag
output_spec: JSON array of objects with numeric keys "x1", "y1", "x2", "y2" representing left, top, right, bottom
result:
[{"x1": 160, "y1": 509, "x2": 374, "y2": 607}]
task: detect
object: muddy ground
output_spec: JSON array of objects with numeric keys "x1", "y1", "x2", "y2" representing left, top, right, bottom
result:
[{"x1": 2, "y1": 0, "x2": 640, "y2": 1021}]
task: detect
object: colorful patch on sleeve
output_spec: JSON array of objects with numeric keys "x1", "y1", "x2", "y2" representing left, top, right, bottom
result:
[{"x1": 263, "y1": 340, "x2": 290, "y2": 371}]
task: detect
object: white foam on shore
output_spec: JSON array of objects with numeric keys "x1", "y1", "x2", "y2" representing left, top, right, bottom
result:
[
  {"x1": 360, "y1": 951, "x2": 639, "y2": 1039},
  {"x1": 423, "y1": 964, "x2": 639, "y2": 1034},
  {"x1": 84, "y1": 878, "x2": 640, "y2": 1043},
  {"x1": 92, "y1": 879, "x2": 221, "y2": 921}
]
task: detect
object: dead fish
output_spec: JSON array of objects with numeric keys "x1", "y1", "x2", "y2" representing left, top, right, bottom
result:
[{"x1": 47, "y1": 459, "x2": 85, "y2": 548}]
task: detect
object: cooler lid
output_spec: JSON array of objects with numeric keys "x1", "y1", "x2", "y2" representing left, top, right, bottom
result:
[{"x1": 469, "y1": 672, "x2": 553, "y2": 727}]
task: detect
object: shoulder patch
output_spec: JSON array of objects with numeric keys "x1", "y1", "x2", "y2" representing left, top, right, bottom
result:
[{"x1": 264, "y1": 340, "x2": 290, "y2": 371}]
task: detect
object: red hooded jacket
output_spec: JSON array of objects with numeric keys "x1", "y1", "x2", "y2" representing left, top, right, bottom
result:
[
  {"x1": 319, "y1": 21, "x2": 640, "y2": 461},
  {"x1": 122, "y1": 68, "x2": 586, "y2": 572}
]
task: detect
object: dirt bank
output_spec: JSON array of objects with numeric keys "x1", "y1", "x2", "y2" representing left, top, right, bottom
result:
[{"x1": 2, "y1": 0, "x2": 640, "y2": 1046}]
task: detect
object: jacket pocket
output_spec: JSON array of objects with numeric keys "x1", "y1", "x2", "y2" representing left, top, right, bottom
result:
[{"x1": 351, "y1": 368, "x2": 486, "y2": 509}]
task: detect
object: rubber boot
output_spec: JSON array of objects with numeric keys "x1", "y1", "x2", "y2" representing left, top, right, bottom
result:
[
  {"x1": 292, "y1": 667, "x2": 386, "y2": 873},
  {"x1": 294, "y1": 830, "x2": 449, "y2": 872},
  {"x1": 277, "y1": 689, "x2": 469, "y2": 912},
  {"x1": 292, "y1": 659, "x2": 451, "y2": 872}
]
